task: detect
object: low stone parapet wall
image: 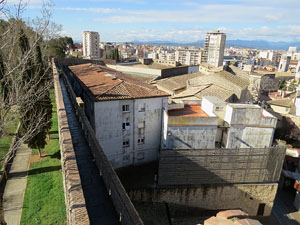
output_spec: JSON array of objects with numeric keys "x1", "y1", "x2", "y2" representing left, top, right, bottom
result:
[
  {"x1": 55, "y1": 58, "x2": 144, "y2": 225},
  {"x1": 53, "y1": 62, "x2": 90, "y2": 225}
]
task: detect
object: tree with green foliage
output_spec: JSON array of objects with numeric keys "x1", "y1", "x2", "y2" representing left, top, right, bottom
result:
[
  {"x1": 279, "y1": 80, "x2": 287, "y2": 90},
  {"x1": 105, "y1": 48, "x2": 119, "y2": 61},
  {"x1": 45, "y1": 36, "x2": 74, "y2": 58},
  {"x1": 19, "y1": 32, "x2": 53, "y2": 157},
  {"x1": 27, "y1": 43, "x2": 52, "y2": 156}
]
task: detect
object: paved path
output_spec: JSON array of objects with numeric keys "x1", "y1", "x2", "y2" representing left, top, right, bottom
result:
[
  {"x1": 60, "y1": 79, "x2": 120, "y2": 225},
  {"x1": 3, "y1": 144, "x2": 32, "y2": 225}
]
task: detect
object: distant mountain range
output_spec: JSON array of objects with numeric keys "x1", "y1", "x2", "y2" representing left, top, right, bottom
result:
[{"x1": 132, "y1": 39, "x2": 300, "y2": 50}]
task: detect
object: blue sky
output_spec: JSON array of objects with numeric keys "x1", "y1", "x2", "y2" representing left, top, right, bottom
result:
[{"x1": 5, "y1": 0, "x2": 300, "y2": 43}]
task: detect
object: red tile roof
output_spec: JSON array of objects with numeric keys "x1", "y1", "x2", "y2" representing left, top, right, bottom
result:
[{"x1": 68, "y1": 63, "x2": 169, "y2": 101}]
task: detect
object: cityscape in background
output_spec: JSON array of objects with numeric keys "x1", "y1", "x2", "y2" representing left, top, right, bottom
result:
[{"x1": 2, "y1": 0, "x2": 300, "y2": 225}]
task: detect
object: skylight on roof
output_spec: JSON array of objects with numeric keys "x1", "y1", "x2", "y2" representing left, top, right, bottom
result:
[{"x1": 105, "y1": 73, "x2": 116, "y2": 77}]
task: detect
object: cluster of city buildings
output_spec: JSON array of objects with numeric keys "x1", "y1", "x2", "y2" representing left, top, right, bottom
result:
[
  {"x1": 56, "y1": 28, "x2": 300, "y2": 221},
  {"x1": 63, "y1": 30, "x2": 300, "y2": 170}
]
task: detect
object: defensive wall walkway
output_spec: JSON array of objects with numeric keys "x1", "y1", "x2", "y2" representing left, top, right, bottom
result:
[{"x1": 53, "y1": 58, "x2": 143, "y2": 225}]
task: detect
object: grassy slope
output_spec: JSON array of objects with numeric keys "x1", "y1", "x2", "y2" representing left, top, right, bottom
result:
[
  {"x1": 20, "y1": 89, "x2": 66, "y2": 225},
  {"x1": 0, "y1": 115, "x2": 19, "y2": 168}
]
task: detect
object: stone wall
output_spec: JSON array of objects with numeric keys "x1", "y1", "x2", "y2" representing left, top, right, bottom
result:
[
  {"x1": 54, "y1": 58, "x2": 105, "y2": 67},
  {"x1": 160, "y1": 66, "x2": 189, "y2": 78},
  {"x1": 55, "y1": 58, "x2": 144, "y2": 225},
  {"x1": 128, "y1": 183, "x2": 278, "y2": 216},
  {"x1": 158, "y1": 147, "x2": 285, "y2": 186},
  {"x1": 53, "y1": 62, "x2": 90, "y2": 225}
]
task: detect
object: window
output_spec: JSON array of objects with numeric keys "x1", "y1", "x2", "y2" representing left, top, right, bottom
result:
[
  {"x1": 138, "y1": 104, "x2": 145, "y2": 112},
  {"x1": 122, "y1": 104, "x2": 130, "y2": 112},
  {"x1": 123, "y1": 140, "x2": 130, "y2": 147},
  {"x1": 123, "y1": 155, "x2": 130, "y2": 161},
  {"x1": 138, "y1": 128, "x2": 144, "y2": 135},
  {"x1": 137, "y1": 152, "x2": 144, "y2": 160},
  {"x1": 122, "y1": 122, "x2": 130, "y2": 130},
  {"x1": 138, "y1": 138, "x2": 145, "y2": 145},
  {"x1": 138, "y1": 121, "x2": 145, "y2": 128}
]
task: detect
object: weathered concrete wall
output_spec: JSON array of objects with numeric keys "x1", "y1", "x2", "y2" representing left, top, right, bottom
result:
[
  {"x1": 223, "y1": 104, "x2": 277, "y2": 148},
  {"x1": 164, "y1": 126, "x2": 217, "y2": 149},
  {"x1": 55, "y1": 58, "x2": 105, "y2": 67},
  {"x1": 168, "y1": 116, "x2": 218, "y2": 127},
  {"x1": 160, "y1": 66, "x2": 189, "y2": 78},
  {"x1": 94, "y1": 97, "x2": 168, "y2": 169},
  {"x1": 53, "y1": 62, "x2": 90, "y2": 225},
  {"x1": 225, "y1": 126, "x2": 275, "y2": 148},
  {"x1": 128, "y1": 183, "x2": 278, "y2": 216},
  {"x1": 225, "y1": 105, "x2": 263, "y2": 125}
]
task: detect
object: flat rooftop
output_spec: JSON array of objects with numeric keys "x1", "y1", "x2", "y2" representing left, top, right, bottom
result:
[
  {"x1": 168, "y1": 105, "x2": 209, "y2": 117},
  {"x1": 123, "y1": 63, "x2": 173, "y2": 70},
  {"x1": 228, "y1": 104, "x2": 261, "y2": 109}
]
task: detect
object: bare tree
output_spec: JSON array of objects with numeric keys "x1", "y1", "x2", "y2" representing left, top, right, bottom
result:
[
  {"x1": 0, "y1": 1, "x2": 59, "y2": 223},
  {"x1": 248, "y1": 74, "x2": 278, "y2": 101}
]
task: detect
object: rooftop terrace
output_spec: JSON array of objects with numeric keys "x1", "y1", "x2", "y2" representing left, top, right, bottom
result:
[{"x1": 168, "y1": 105, "x2": 209, "y2": 117}]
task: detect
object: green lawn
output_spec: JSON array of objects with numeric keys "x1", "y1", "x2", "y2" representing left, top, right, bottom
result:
[
  {"x1": 20, "y1": 89, "x2": 66, "y2": 225},
  {"x1": 0, "y1": 113, "x2": 19, "y2": 169}
]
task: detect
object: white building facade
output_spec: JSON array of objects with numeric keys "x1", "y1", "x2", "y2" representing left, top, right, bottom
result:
[
  {"x1": 162, "y1": 96, "x2": 277, "y2": 150},
  {"x1": 175, "y1": 49, "x2": 202, "y2": 66},
  {"x1": 202, "y1": 30, "x2": 226, "y2": 67},
  {"x1": 223, "y1": 104, "x2": 277, "y2": 148},
  {"x1": 68, "y1": 63, "x2": 169, "y2": 169},
  {"x1": 82, "y1": 31, "x2": 100, "y2": 59},
  {"x1": 94, "y1": 98, "x2": 168, "y2": 168},
  {"x1": 278, "y1": 54, "x2": 291, "y2": 72}
]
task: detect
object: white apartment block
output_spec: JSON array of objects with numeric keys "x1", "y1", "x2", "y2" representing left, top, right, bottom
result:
[
  {"x1": 82, "y1": 31, "x2": 100, "y2": 59},
  {"x1": 68, "y1": 63, "x2": 169, "y2": 169},
  {"x1": 259, "y1": 50, "x2": 278, "y2": 65},
  {"x1": 175, "y1": 49, "x2": 202, "y2": 66},
  {"x1": 278, "y1": 54, "x2": 291, "y2": 72},
  {"x1": 202, "y1": 30, "x2": 226, "y2": 67}
]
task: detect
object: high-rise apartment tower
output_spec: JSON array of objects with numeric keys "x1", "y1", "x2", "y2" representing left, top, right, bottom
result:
[
  {"x1": 202, "y1": 30, "x2": 226, "y2": 67},
  {"x1": 82, "y1": 31, "x2": 100, "y2": 59}
]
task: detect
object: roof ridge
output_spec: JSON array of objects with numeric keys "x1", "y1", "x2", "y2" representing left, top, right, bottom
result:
[{"x1": 101, "y1": 79, "x2": 124, "y2": 95}]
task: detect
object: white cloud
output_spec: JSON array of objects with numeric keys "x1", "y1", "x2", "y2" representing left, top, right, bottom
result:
[
  {"x1": 108, "y1": 25, "x2": 300, "y2": 42},
  {"x1": 55, "y1": 7, "x2": 121, "y2": 14},
  {"x1": 90, "y1": 4, "x2": 300, "y2": 24}
]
